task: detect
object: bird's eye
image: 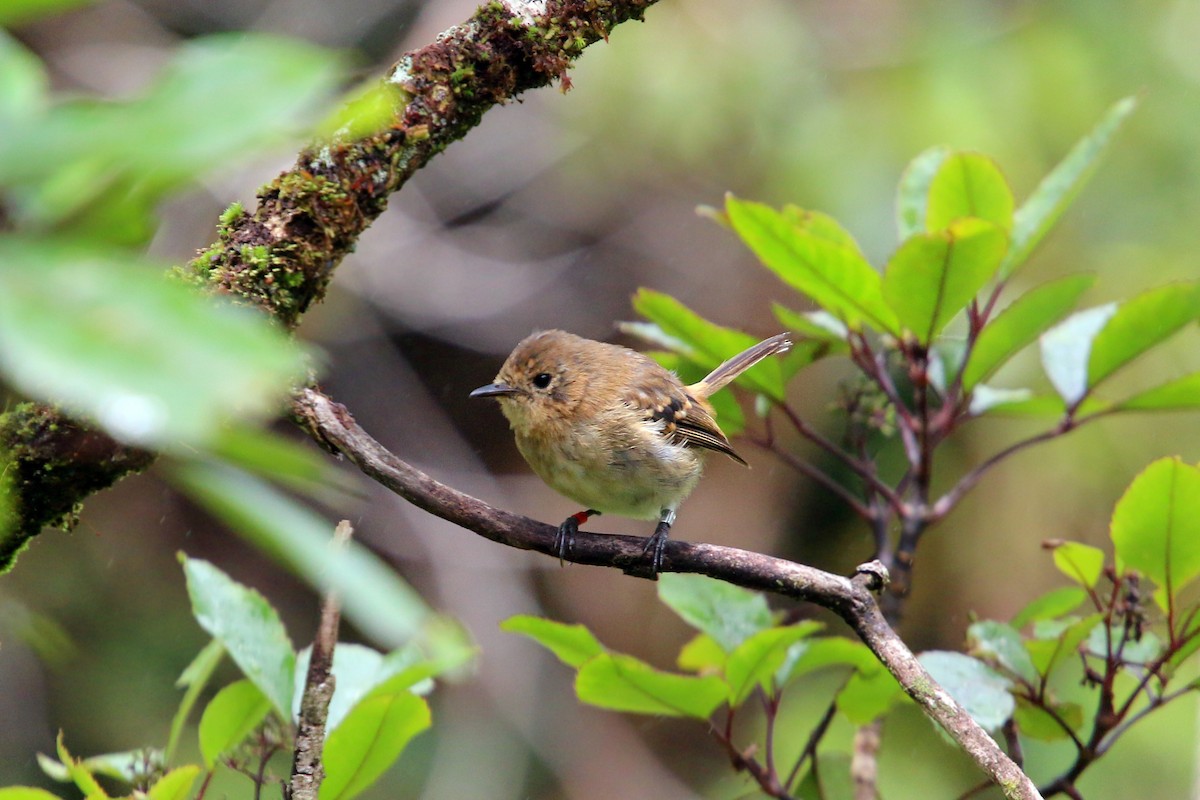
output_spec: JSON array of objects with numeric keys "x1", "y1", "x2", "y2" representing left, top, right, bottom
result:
[{"x1": 532, "y1": 372, "x2": 553, "y2": 389}]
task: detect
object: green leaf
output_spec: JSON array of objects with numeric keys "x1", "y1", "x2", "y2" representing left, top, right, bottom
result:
[
  {"x1": 293, "y1": 643, "x2": 425, "y2": 733},
  {"x1": 725, "y1": 622, "x2": 823, "y2": 705},
  {"x1": 1026, "y1": 613, "x2": 1103, "y2": 676},
  {"x1": 320, "y1": 676, "x2": 432, "y2": 800},
  {"x1": 896, "y1": 145, "x2": 952, "y2": 240},
  {"x1": 677, "y1": 633, "x2": 727, "y2": 673},
  {"x1": 181, "y1": 556, "x2": 296, "y2": 717},
  {"x1": 971, "y1": 391, "x2": 1068, "y2": 417},
  {"x1": 37, "y1": 748, "x2": 162, "y2": 785},
  {"x1": 836, "y1": 668, "x2": 903, "y2": 724},
  {"x1": 1088, "y1": 282, "x2": 1200, "y2": 389},
  {"x1": 657, "y1": 573, "x2": 772, "y2": 652},
  {"x1": 1040, "y1": 303, "x2": 1118, "y2": 404},
  {"x1": 883, "y1": 218, "x2": 1006, "y2": 343},
  {"x1": 208, "y1": 425, "x2": 361, "y2": 503},
  {"x1": 1085, "y1": 626, "x2": 1162, "y2": 664},
  {"x1": 575, "y1": 653, "x2": 728, "y2": 719},
  {"x1": 53, "y1": 733, "x2": 107, "y2": 798},
  {"x1": 170, "y1": 462, "x2": 435, "y2": 649},
  {"x1": 1001, "y1": 96, "x2": 1139, "y2": 279},
  {"x1": 1111, "y1": 457, "x2": 1200, "y2": 610},
  {"x1": 0, "y1": 31, "x2": 46, "y2": 127},
  {"x1": 166, "y1": 639, "x2": 225, "y2": 765},
  {"x1": 777, "y1": 636, "x2": 881, "y2": 687},
  {"x1": 925, "y1": 152, "x2": 1015, "y2": 233},
  {"x1": 0, "y1": 0, "x2": 93, "y2": 26},
  {"x1": 0, "y1": 238, "x2": 310, "y2": 449},
  {"x1": 1051, "y1": 542, "x2": 1106, "y2": 588},
  {"x1": 1011, "y1": 586, "x2": 1087, "y2": 629},
  {"x1": 963, "y1": 274, "x2": 1095, "y2": 391},
  {"x1": 0, "y1": 790, "x2": 65, "y2": 800},
  {"x1": 918, "y1": 651, "x2": 1014, "y2": 732},
  {"x1": 631, "y1": 290, "x2": 786, "y2": 399},
  {"x1": 796, "y1": 753, "x2": 854, "y2": 800},
  {"x1": 198, "y1": 679, "x2": 272, "y2": 767},
  {"x1": 967, "y1": 620, "x2": 1038, "y2": 685},
  {"x1": 1014, "y1": 696, "x2": 1083, "y2": 741},
  {"x1": 1118, "y1": 372, "x2": 1200, "y2": 412},
  {"x1": 146, "y1": 766, "x2": 201, "y2": 800},
  {"x1": 725, "y1": 195, "x2": 900, "y2": 334},
  {"x1": 500, "y1": 615, "x2": 604, "y2": 668}
]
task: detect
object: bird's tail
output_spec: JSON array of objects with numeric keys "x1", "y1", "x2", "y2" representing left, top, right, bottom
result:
[{"x1": 690, "y1": 332, "x2": 793, "y2": 398}]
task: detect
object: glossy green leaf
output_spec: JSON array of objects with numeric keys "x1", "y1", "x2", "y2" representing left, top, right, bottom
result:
[
  {"x1": 632, "y1": 289, "x2": 786, "y2": 400},
  {"x1": 779, "y1": 206, "x2": 865, "y2": 251},
  {"x1": 166, "y1": 639, "x2": 224, "y2": 764},
  {"x1": 725, "y1": 622, "x2": 823, "y2": 705},
  {"x1": 963, "y1": 274, "x2": 1095, "y2": 391},
  {"x1": 146, "y1": 766, "x2": 201, "y2": 800},
  {"x1": 198, "y1": 680, "x2": 271, "y2": 767},
  {"x1": 677, "y1": 633, "x2": 727, "y2": 673},
  {"x1": 1001, "y1": 96, "x2": 1138, "y2": 279},
  {"x1": 1051, "y1": 542, "x2": 1106, "y2": 588},
  {"x1": 1040, "y1": 303, "x2": 1118, "y2": 404},
  {"x1": 1111, "y1": 457, "x2": 1200, "y2": 610},
  {"x1": 1026, "y1": 613, "x2": 1103, "y2": 676},
  {"x1": 575, "y1": 653, "x2": 728, "y2": 719},
  {"x1": 1011, "y1": 586, "x2": 1087, "y2": 629},
  {"x1": 1118, "y1": 372, "x2": 1200, "y2": 412},
  {"x1": 967, "y1": 620, "x2": 1038, "y2": 685},
  {"x1": 181, "y1": 556, "x2": 295, "y2": 717},
  {"x1": 657, "y1": 573, "x2": 772, "y2": 652},
  {"x1": 1014, "y1": 696, "x2": 1083, "y2": 741},
  {"x1": 0, "y1": 239, "x2": 310, "y2": 449},
  {"x1": 0, "y1": 0, "x2": 93, "y2": 25},
  {"x1": 918, "y1": 651, "x2": 1014, "y2": 732},
  {"x1": 777, "y1": 636, "x2": 880, "y2": 687},
  {"x1": 883, "y1": 218, "x2": 1006, "y2": 343},
  {"x1": 320, "y1": 675, "x2": 431, "y2": 800},
  {"x1": 895, "y1": 145, "x2": 952, "y2": 239},
  {"x1": 726, "y1": 195, "x2": 900, "y2": 334},
  {"x1": 1088, "y1": 282, "x2": 1200, "y2": 389},
  {"x1": 171, "y1": 462, "x2": 435, "y2": 649},
  {"x1": 836, "y1": 668, "x2": 903, "y2": 724},
  {"x1": 500, "y1": 615, "x2": 604, "y2": 668},
  {"x1": 925, "y1": 152, "x2": 1014, "y2": 233}
]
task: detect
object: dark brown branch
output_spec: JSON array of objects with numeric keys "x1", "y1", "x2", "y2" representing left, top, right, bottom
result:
[
  {"x1": 291, "y1": 387, "x2": 1043, "y2": 800},
  {"x1": 0, "y1": 0, "x2": 659, "y2": 569}
]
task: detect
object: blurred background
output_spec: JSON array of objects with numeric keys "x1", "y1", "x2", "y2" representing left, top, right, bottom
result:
[{"x1": 3, "y1": 0, "x2": 1200, "y2": 797}]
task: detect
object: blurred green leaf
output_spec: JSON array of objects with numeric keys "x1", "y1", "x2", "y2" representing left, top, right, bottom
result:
[
  {"x1": 181, "y1": 555, "x2": 296, "y2": 717},
  {"x1": 293, "y1": 643, "x2": 424, "y2": 732},
  {"x1": 632, "y1": 290, "x2": 786, "y2": 400},
  {"x1": 36, "y1": 747, "x2": 161, "y2": 785},
  {"x1": 1015, "y1": 696, "x2": 1083, "y2": 741},
  {"x1": 725, "y1": 195, "x2": 900, "y2": 334},
  {"x1": 0, "y1": 790, "x2": 65, "y2": 800},
  {"x1": 777, "y1": 636, "x2": 880, "y2": 687},
  {"x1": 882, "y1": 218, "x2": 1006, "y2": 343},
  {"x1": 0, "y1": 31, "x2": 46, "y2": 126},
  {"x1": 918, "y1": 651, "x2": 1014, "y2": 732},
  {"x1": 1040, "y1": 303, "x2": 1118, "y2": 404},
  {"x1": 836, "y1": 668, "x2": 903, "y2": 724},
  {"x1": 925, "y1": 152, "x2": 1014, "y2": 233},
  {"x1": 1088, "y1": 282, "x2": 1200, "y2": 390},
  {"x1": 970, "y1": 391, "x2": 1069, "y2": 417},
  {"x1": 963, "y1": 274, "x2": 1095, "y2": 391},
  {"x1": 677, "y1": 632, "x2": 727, "y2": 673},
  {"x1": 725, "y1": 622, "x2": 822, "y2": 705},
  {"x1": 500, "y1": 615, "x2": 604, "y2": 669},
  {"x1": 318, "y1": 81, "x2": 406, "y2": 142},
  {"x1": 967, "y1": 620, "x2": 1038, "y2": 685},
  {"x1": 796, "y1": 753, "x2": 854, "y2": 800},
  {"x1": 657, "y1": 573, "x2": 772, "y2": 652},
  {"x1": 208, "y1": 425, "x2": 361, "y2": 503},
  {"x1": 575, "y1": 654, "x2": 728, "y2": 719},
  {"x1": 52, "y1": 733, "x2": 107, "y2": 798},
  {"x1": 1001, "y1": 96, "x2": 1138, "y2": 279},
  {"x1": 771, "y1": 305, "x2": 849, "y2": 344},
  {"x1": 146, "y1": 766, "x2": 201, "y2": 800},
  {"x1": 1118, "y1": 372, "x2": 1200, "y2": 412},
  {"x1": 320, "y1": 676, "x2": 431, "y2": 800},
  {"x1": 166, "y1": 639, "x2": 224, "y2": 765},
  {"x1": 1085, "y1": 626, "x2": 1162, "y2": 664},
  {"x1": 1026, "y1": 613, "x2": 1103, "y2": 676},
  {"x1": 1051, "y1": 541, "x2": 1106, "y2": 588},
  {"x1": 1111, "y1": 457, "x2": 1200, "y2": 611},
  {"x1": 0, "y1": 238, "x2": 309, "y2": 449},
  {"x1": 171, "y1": 462, "x2": 436, "y2": 649},
  {"x1": 0, "y1": 0, "x2": 93, "y2": 26},
  {"x1": 895, "y1": 145, "x2": 951, "y2": 240},
  {"x1": 198, "y1": 679, "x2": 271, "y2": 768},
  {"x1": 1011, "y1": 586, "x2": 1087, "y2": 629}
]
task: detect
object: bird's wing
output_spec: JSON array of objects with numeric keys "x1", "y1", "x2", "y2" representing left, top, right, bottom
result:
[{"x1": 624, "y1": 377, "x2": 747, "y2": 465}]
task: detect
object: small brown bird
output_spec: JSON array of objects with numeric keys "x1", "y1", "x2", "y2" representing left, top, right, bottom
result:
[{"x1": 470, "y1": 330, "x2": 792, "y2": 573}]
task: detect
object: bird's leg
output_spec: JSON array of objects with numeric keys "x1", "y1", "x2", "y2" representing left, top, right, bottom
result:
[
  {"x1": 642, "y1": 508, "x2": 676, "y2": 576},
  {"x1": 556, "y1": 509, "x2": 599, "y2": 565}
]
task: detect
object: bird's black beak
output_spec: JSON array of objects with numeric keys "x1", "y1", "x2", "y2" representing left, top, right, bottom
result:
[{"x1": 470, "y1": 382, "x2": 520, "y2": 399}]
